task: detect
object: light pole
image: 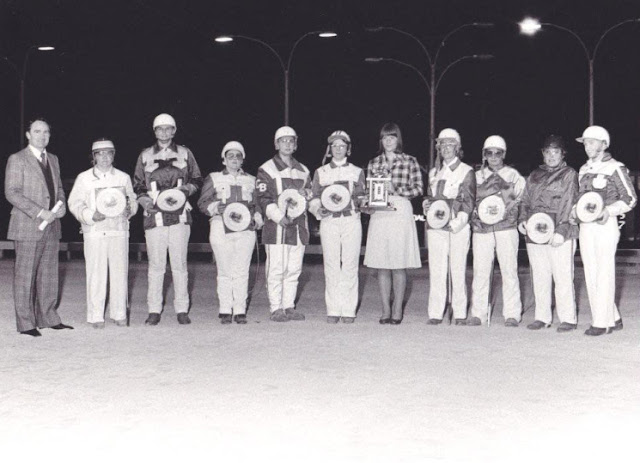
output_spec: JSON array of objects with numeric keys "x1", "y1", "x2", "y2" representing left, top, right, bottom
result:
[
  {"x1": 215, "y1": 31, "x2": 337, "y2": 125},
  {"x1": 2, "y1": 45, "x2": 55, "y2": 147},
  {"x1": 366, "y1": 24, "x2": 493, "y2": 170},
  {"x1": 519, "y1": 17, "x2": 640, "y2": 125}
]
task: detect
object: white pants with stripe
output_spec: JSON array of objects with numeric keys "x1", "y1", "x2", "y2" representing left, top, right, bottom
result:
[
  {"x1": 427, "y1": 225, "x2": 470, "y2": 320},
  {"x1": 320, "y1": 215, "x2": 362, "y2": 317},
  {"x1": 471, "y1": 229, "x2": 522, "y2": 322},
  {"x1": 265, "y1": 243, "x2": 305, "y2": 313},
  {"x1": 83, "y1": 233, "x2": 129, "y2": 323},
  {"x1": 145, "y1": 223, "x2": 190, "y2": 314},
  {"x1": 579, "y1": 218, "x2": 621, "y2": 328},
  {"x1": 209, "y1": 220, "x2": 256, "y2": 315},
  {"x1": 526, "y1": 239, "x2": 577, "y2": 324}
]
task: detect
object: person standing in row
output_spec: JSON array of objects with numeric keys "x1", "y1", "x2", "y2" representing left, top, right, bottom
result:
[
  {"x1": 573, "y1": 126, "x2": 637, "y2": 336},
  {"x1": 364, "y1": 123, "x2": 423, "y2": 325},
  {"x1": 133, "y1": 113, "x2": 203, "y2": 326},
  {"x1": 68, "y1": 139, "x2": 138, "y2": 328},
  {"x1": 4, "y1": 118, "x2": 73, "y2": 336},
  {"x1": 309, "y1": 130, "x2": 366, "y2": 324},
  {"x1": 468, "y1": 135, "x2": 525, "y2": 327},
  {"x1": 256, "y1": 126, "x2": 312, "y2": 322},
  {"x1": 518, "y1": 135, "x2": 579, "y2": 332},
  {"x1": 198, "y1": 141, "x2": 263, "y2": 325},
  {"x1": 423, "y1": 128, "x2": 476, "y2": 325}
]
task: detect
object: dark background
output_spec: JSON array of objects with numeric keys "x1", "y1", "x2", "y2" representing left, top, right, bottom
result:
[{"x1": 1, "y1": 0, "x2": 639, "y2": 243}]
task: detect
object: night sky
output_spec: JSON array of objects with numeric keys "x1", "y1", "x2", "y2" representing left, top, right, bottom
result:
[{"x1": 2, "y1": 0, "x2": 639, "y2": 242}]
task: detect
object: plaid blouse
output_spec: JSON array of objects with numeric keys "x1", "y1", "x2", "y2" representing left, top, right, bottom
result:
[{"x1": 366, "y1": 153, "x2": 424, "y2": 199}]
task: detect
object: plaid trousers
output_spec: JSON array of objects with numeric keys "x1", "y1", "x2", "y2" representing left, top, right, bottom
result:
[{"x1": 13, "y1": 226, "x2": 62, "y2": 331}]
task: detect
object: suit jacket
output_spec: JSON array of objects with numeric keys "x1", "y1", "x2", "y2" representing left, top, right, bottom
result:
[{"x1": 5, "y1": 148, "x2": 66, "y2": 241}]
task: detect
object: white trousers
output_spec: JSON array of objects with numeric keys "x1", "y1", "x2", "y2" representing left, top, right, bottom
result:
[
  {"x1": 526, "y1": 239, "x2": 577, "y2": 324},
  {"x1": 471, "y1": 229, "x2": 522, "y2": 322},
  {"x1": 265, "y1": 243, "x2": 305, "y2": 313},
  {"x1": 580, "y1": 218, "x2": 621, "y2": 328},
  {"x1": 320, "y1": 215, "x2": 362, "y2": 317},
  {"x1": 83, "y1": 233, "x2": 129, "y2": 323},
  {"x1": 209, "y1": 220, "x2": 256, "y2": 315},
  {"x1": 145, "y1": 223, "x2": 190, "y2": 314},
  {"x1": 427, "y1": 226, "x2": 470, "y2": 320}
]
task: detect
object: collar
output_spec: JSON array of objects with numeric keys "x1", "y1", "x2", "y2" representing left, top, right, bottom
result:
[
  {"x1": 153, "y1": 141, "x2": 178, "y2": 154},
  {"x1": 443, "y1": 156, "x2": 460, "y2": 170},
  {"x1": 540, "y1": 161, "x2": 567, "y2": 171},
  {"x1": 222, "y1": 168, "x2": 245, "y2": 176},
  {"x1": 330, "y1": 158, "x2": 348, "y2": 168},
  {"x1": 273, "y1": 154, "x2": 305, "y2": 172},
  {"x1": 28, "y1": 145, "x2": 46, "y2": 158},
  {"x1": 92, "y1": 166, "x2": 115, "y2": 178}
]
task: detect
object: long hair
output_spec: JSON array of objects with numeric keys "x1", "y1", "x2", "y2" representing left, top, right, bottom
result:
[{"x1": 377, "y1": 122, "x2": 403, "y2": 155}]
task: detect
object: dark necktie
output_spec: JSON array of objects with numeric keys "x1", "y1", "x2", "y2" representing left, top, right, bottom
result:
[{"x1": 40, "y1": 152, "x2": 47, "y2": 167}]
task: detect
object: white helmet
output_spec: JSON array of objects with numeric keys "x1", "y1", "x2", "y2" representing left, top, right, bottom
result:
[
  {"x1": 483, "y1": 135, "x2": 507, "y2": 152},
  {"x1": 576, "y1": 125, "x2": 610, "y2": 148},
  {"x1": 327, "y1": 130, "x2": 351, "y2": 145},
  {"x1": 92, "y1": 139, "x2": 115, "y2": 152},
  {"x1": 436, "y1": 128, "x2": 461, "y2": 144},
  {"x1": 220, "y1": 141, "x2": 246, "y2": 160},
  {"x1": 153, "y1": 113, "x2": 176, "y2": 130},
  {"x1": 274, "y1": 126, "x2": 297, "y2": 149}
]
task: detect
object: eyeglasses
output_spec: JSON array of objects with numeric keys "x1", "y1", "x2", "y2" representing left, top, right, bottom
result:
[
  {"x1": 225, "y1": 152, "x2": 244, "y2": 160},
  {"x1": 331, "y1": 144, "x2": 348, "y2": 149},
  {"x1": 437, "y1": 141, "x2": 458, "y2": 148},
  {"x1": 483, "y1": 150, "x2": 504, "y2": 158},
  {"x1": 278, "y1": 138, "x2": 296, "y2": 145},
  {"x1": 93, "y1": 150, "x2": 115, "y2": 156}
]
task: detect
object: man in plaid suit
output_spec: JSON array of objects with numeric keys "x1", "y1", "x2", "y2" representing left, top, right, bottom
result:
[{"x1": 4, "y1": 119, "x2": 74, "y2": 336}]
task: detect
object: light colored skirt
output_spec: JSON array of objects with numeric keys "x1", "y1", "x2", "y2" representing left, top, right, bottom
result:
[{"x1": 364, "y1": 195, "x2": 421, "y2": 269}]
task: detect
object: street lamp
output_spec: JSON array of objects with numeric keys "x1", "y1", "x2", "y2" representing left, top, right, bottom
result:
[
  {"x1": 366, "y1": 24, "x2": 493, "y2": 170},
  {"x1": 518, "y1": 17, "x2": 640, "y2": 125},
  {"x1": 2, "y1": 46, "x2": 55, "y2": 148},
  {"x1": 215, "y1": 31, "x2": 337, "y2": 125}
]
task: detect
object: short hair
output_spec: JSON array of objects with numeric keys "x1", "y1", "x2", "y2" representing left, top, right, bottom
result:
[
  {"x1": 27, "y1": 117, "x2": 51, "y2": 132},
  {"x1": 377, "y1": 122, "x2": 403, "y2": 155}
]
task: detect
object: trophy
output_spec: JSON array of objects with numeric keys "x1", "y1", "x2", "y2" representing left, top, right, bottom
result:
[{"x1": 363, "y1": 168, "x2": 396, "y2": 212}]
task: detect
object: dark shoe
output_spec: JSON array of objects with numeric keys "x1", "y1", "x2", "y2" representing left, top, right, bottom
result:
[
  {"x1": 234, "y1": 314, "x2": 247, "y2": 324},
  {"x1": 270, "y1": 309, "x2": 289, "y2": 322},
  {"x1": 505, "y1": 318, "x2": 519, "y2": 327},
  {"x1": 219, "y1": 314, "x2": 232, "y2": 325},
  {"x1": 427, "y1": 318, "x2": 442, "y2": 325},
  {"x1": 466, "y1": 316, "x2": 482, "y2": 326},
  {"x1": 584, "y1": 326, "x2": 612, "y2": 336},
  {"x1": 612, "y1": 319, "x2": 623, "y2": 331},
  {"x1": 20, "y1": 328, "x2": 41, "y2": 337},
  {"x1": 390, "y1": 318, "x2": 402, "y2": 325},
  {"x1": 51, "y1": 323, "x2": 74, "y2": 330},
  {"x1": 91, "y1": 322, "x2": 105, "y2": 329},
  {"x1": 527, "y1": 320, "x2": 550, "y2": 330},
  {"x1": 342, "y1": 317, "x2": 355, "y2": 324},
  {"x1": 327, "y1": 316, "x2": 340, "y2": 324},
  {"x1": 556, "y1": 322, "x2": 577, "y2": 332},
  {"x1": 284, "y1": 308, "x2": 305, "y2": 321},
  {"x1": 177, "y1": 313, "x2": 191, "y2": 325},
  {"x1": 145, "y1": 313, "x2": 161, "y2": 325},
  {"x1": 379, "y1": 317, "x2": 391, "y2": 325},
  {"x1": 454, "y1": 319, "x2": 466, "y2": 326}
]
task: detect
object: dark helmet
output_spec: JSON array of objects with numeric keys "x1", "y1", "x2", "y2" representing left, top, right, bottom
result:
[{"x1": 542, "y1": 134, "x2": 566, "y2": 152}]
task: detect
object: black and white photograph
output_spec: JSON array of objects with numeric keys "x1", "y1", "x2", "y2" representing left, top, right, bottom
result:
[{"x1": 1, "y1": 1, "x2": 639, "y2": 461}]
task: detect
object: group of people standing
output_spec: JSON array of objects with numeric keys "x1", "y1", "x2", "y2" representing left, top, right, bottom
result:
[{"x1": 4, "y1": 115, "x2": 636, "y2": 338}]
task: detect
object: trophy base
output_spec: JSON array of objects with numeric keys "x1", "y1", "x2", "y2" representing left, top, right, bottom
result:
[{"x1": 359, "y1": 205, "x2": 397, "y2": 213}]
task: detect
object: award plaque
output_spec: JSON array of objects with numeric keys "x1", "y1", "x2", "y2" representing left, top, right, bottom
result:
[
  {"x1": 363, "y1": 175, "x2": 396, "y2": 211},
  {"x1": 278, "y1": 189, "x2": 307, "y2": 219},
  {"x1": 477, "y1": 195, "x2": 506, "y2": 225},
  {"x1": 156, "y1": 188, "x2": 187, "y2": 212},
  {"x1": 576, "y1": 191, "x2": 604, "y2": 223},
  {"x1": 95, "y1": 187, "x2": 127, "y2": 218},
  {"x1": 426, "y1": 199, "x2": 452, "y2": 229},
  {"x1": 222, "y1": 202, "x2": 252, "y2": 233},
  {"x1": 321, "y1": 184, "x2": 351, "y2": 213},
  {"x1": 526, "y1": 212, "x2": 555, "y2": 244}
]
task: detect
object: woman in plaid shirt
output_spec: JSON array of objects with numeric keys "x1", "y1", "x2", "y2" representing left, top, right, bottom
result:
[{"x1": 364, "y1": 123, "x2": 423, "y2": 324}]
